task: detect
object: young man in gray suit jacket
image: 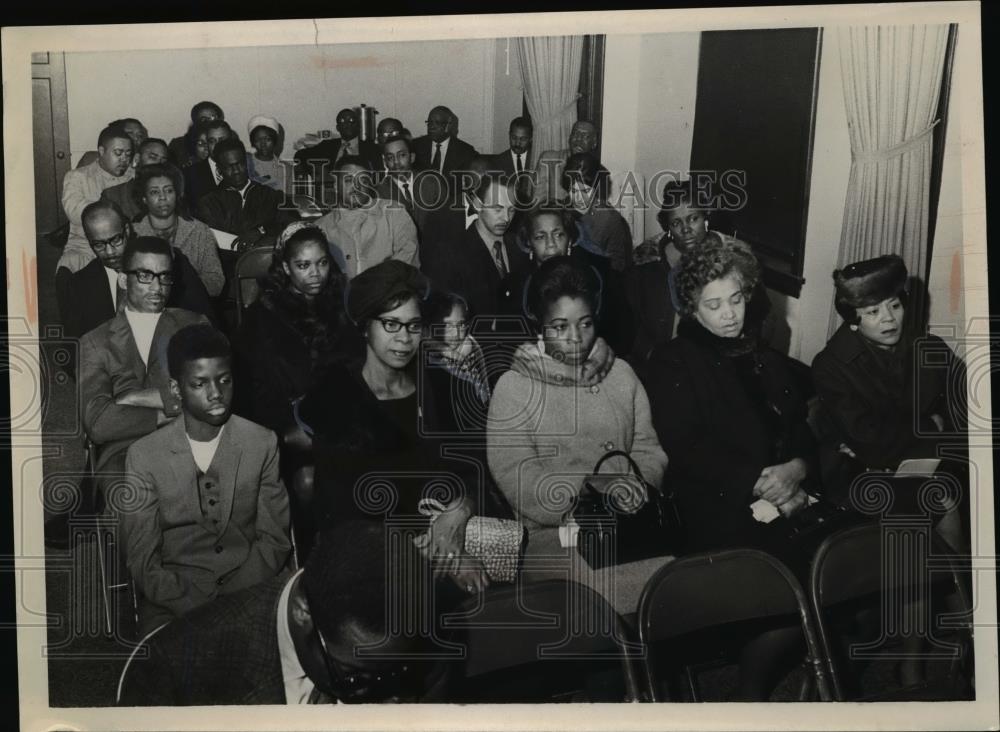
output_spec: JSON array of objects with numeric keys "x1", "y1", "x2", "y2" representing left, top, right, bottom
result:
[{"x1": 122, "y1": 323, "x2": 291, "y2": 635}]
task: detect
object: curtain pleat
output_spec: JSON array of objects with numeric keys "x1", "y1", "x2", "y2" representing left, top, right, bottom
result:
[
  {"x1": 515, "y1": 36, "x2": 584, "y2": 167},
  {"x1": 828, "y1": 25, "x2": 949, "y2": 336}
]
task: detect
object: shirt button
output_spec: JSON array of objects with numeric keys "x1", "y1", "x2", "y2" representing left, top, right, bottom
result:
[
  {"x1": 205, "y1": 482, "x2": 214, "y2": 489},
  {"x1": 603, "y1": 441, "x2": 615, "y2": 451},
  {"x1": 590, "y1": 385, "x2": 600, "y2": 394},
  {"x1": 215, "y1": 545, "x2": 224, "y2": 554},
  {"x1": 216, "y1": 577, "x2": 225, "y2": 586},
  {"x1": 208, "y1": 499, "x2": 217, "y2": 506}
]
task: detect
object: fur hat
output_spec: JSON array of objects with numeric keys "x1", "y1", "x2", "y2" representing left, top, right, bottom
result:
[{"x1": 833, "y1": 254, "x2": 908, "y2": 320}]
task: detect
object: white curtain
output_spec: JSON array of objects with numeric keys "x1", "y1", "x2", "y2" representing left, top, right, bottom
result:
[
  {"x1": 516, "y1": 36, "x2": 584, "y2": 166},
  {"x1": 828, "y1": 25, "x2": 950, "y2": 335}
]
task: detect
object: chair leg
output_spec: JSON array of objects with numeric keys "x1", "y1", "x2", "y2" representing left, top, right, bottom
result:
[{"x1": 684, "y1": 666, "x2": 700, "y2": 702}]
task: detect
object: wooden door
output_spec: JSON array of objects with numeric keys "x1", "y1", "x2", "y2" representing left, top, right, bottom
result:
[{"x1": 32, "y1": 51, "x2": 71, "y2": 237}]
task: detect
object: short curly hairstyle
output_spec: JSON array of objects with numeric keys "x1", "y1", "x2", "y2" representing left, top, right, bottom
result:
[
  {"x1": 673, "y1": 240, "x2": 761, "y2": 317},
  {"x1": 515, "y1": 205, "x2": 579, "y2": 254}
]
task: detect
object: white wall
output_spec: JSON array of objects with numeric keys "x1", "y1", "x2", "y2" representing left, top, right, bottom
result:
[
  {"x1": 65, "y1": 39, "x2": 523, "y2": 164},
  {"x1": 634, "y1": 33, "x2": 700, "y2": 241},
  {"x1": 492, "y1": 39, "x2": 525, "y2": 154}
]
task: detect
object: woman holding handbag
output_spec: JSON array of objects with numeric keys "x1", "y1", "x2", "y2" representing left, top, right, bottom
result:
[{"x1": 487, "y1": 256, "x2": 670, "y2": 602}]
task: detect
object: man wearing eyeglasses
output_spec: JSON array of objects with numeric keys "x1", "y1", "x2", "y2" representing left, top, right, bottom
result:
[
  {"x1": 79, "y1": 236, "x2": 210, "y2": 507},
  {"x1": 118, "y1": 520, "x2": 448, "y2": 706},
  {"x1": 412, "y1": 105, "x2": 478, "y2": 183},
  {"x1": 55, "y1": 200, "x2": 216, "y2": 343}
]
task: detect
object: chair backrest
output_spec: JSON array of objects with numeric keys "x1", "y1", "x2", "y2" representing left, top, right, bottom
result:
[
  {"x1": 234, "y1": 245, "x2": 274, "y2": 320},
  {"x1": 808, "y1": 521, "x2": 973, "y2": 700},
  {"x1": 637, "y1": 548, "x2": 831, "y2": 701},
  {"x1": 638, "y1": 548, "x2": 806, "y2": 643},
  {"x1": 442, "y1": 579, "x2": 642, "y2": 701}
]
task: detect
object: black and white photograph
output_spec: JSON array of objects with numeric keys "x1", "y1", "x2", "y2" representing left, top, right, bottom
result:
[{"x1": 2, "y1": 3, "x2": 998, "y2": 730}]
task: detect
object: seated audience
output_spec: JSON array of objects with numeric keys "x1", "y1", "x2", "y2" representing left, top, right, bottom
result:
[
  {"x1": 75, "y1": 117, "x2": 149, "y2": 170},
  {"x1": 79, "y1": 237, "x2": 209, "y2": 505},
  {"x1": 100, "y1": 137, "x2": 170, "y2": 222},
  {"x1": 293, "y1": 107, "x2": 382, "y2": 199},
  {"x1": 515, "y1": 205, "x2": 636, "y2": 357},
  {"x1": 195, "y1": 137, "x2": 293, "y2": 251},
  {"x1": 58, "y1": 125, "x2": 135, "y2": 274},
  {"x1": 295, "y1": 261, "x2": 488, "y2": 595},
  {"x1": 122, "y1": 324, "x2": 291, "y2": 635},
  {"x1": 642, "y1": 240, "x2": 819, "y2": 700},
  {"x1": 184, "y1": 119, "x2": 234, "y2": 205},
  {"x1": 562, "y1": 152, "x2": 633, "y2": 272},
  {"x1": 487, "y1": 256, "x2": 668, "y2": 592},
  {"x1": 246, "y1": 115, "x2": 293, "y2": 193},
  {"x1": 132, "y1": 163, "x2": 225, "y2": 296},
  {"x1": 412, "y1": 105, "x2": 478, "y2": 181},
  {"x1": 812, "y1": 254, "x2": 968, "y2": 552},
  {"x1": 118, "y1": 520, "x2": 444, "y2": 705},
  {"x1": 314, "y1": 156, "x2": 418, "y2": 278},
  {"x1": 56, "y1": 201, "x2": 215, "y2": 340},
  {"x1": 626, "y1": 178, "x2": 770, "y2": 367},
  {"x1": 168, "y1": 101, "x2": 225, "y2": 168},
  {"x1": 534, "y1": 120, "x2": 600, "y2": 204}
]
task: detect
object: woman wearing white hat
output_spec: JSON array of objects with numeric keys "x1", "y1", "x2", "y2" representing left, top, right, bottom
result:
[{"x1": 247, "y1": 115, "x2": 293, "y2": 194}]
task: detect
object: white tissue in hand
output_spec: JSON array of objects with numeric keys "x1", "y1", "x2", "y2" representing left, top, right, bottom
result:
[{"x1": 750, "y1": 498, "x2": 781, "y2": 524}]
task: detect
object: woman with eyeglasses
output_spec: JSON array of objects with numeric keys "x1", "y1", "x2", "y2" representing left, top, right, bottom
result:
[
  {"x1": 131, "y1": 162, "x2": 225, "y2": 297},
  {"x1": 295, "y1": 260, "x2": 489, "y2": 596}
]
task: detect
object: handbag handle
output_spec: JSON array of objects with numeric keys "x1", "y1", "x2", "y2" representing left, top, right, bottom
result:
[{"x1": 589, "y1": 449, "x2": 662, "y2": 500}]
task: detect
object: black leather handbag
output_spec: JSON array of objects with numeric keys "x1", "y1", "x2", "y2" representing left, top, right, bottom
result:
[{"x1": 571, "y1": 450, "x2": 682, "y2": 569}]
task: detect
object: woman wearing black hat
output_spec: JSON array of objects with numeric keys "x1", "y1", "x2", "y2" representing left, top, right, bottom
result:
[
  {"x1": 294, "y1": 260, "x2": 490, "y2": 595},
  {"x1": 811, "y1": 254, "x2": 967, "y2": 552}
]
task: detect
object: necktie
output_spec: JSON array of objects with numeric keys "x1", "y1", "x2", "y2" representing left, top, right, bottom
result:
[
  {"x1": 431, "y1": 142, "x2": 442, "y2": 172},
  {"x1": 492, "y1": 241, "x2": 508, "y2": 278},
  {"x1": 515, "y1": 153, "x2": 523, "y2": 174},
  {"x1": 401, "y1": 179, "x2": 412, "y2": 207}
]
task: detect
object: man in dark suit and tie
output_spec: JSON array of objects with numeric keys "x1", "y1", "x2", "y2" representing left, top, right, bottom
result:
[
  {"x1": 183, "y1": 120, "x2": 234, "y2": 206},
  {"x1": 490, "y1": 116, "x2": 533, "y2": 177},
  {"x1": 79, "y1": 236, "x2": 210, "y2": 505},
  {"x1": 294, "y1": 108, "x2": 381, "y2": 200},
  {"x1": 412, "y1": 105, "x2": 478, "y2": 183},
  {"x1": 121, "y1": 324, "x2": 291, "y2": 635},
  {"x1": 56, "y1": 201, "x2": 216, "y2": 342},
  {"x1": 117, "y1": 520, "x2": 448, "y2": 705},
  {"x1": 375, "y1": 136, "x2": 452, "y2": 269},
  {"x1": 434, "y1": 174, "x2": 530, "y2": 329}
]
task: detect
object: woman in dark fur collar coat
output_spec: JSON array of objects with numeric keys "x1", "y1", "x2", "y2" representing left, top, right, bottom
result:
[
  {"x1": 295, "y1": 260, "x2": 491, "y2": 598},
  {"x1": 642, "y1": 239, "x2": 821, "y2": 701},
  {"x1": 234, "y1": 223, "x2": 359, "y2": 437},
  {"x1": 811, "y1": 254, "x2": 967, "y2": 552}
]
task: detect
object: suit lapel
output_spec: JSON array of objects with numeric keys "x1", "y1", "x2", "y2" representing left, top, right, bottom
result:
[
  {"x1": 212, "y1": 420, "x2": 242, "y2": 534},
  {"x1": 107, "y1": 311, "x2": 147, "y2": 382},
  {"x1": 164, "y1": 418, "x2": 205, "y2": 528}
]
